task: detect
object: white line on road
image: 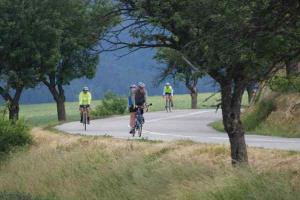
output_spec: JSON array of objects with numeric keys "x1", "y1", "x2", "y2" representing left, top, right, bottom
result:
[
  {"x1": 143, "y1": 130, "x2": 300, "y2": 144},
  {"x1": 147, "y1": 110, "x2": 214, "y2": 123}
]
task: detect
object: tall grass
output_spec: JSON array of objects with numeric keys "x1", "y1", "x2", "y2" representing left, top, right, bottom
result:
[{"x1": 0, "y1": 128, "x2": 299, "y2": 200}]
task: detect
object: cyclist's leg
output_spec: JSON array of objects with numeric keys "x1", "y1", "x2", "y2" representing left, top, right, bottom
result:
[
  {"x1": 87, "y1": 106, "x2": 90, "y2": 124},
  {"x1": 170, "y1": 95, "x2": 174, "y2": 107},
  {"x1": 165, "y1": 95, "x2": 168, "y2": 109},
  {"x1": 79, "y1": 106, "x2": 83, "y2": 122},
  {"x1": 129, "y1": 107, "x2": 137, "y2": 134}
]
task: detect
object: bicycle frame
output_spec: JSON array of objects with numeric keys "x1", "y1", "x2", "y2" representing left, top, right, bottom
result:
[
  {"x1": 165, "y1": 94, "x2": 172, "y2": 112},
  {"x1": 133, "y1": 104, "x2": 152, "y2": 137},
  {"x1": 81, "y1": 105, "x2": 89, "y2": 131}
]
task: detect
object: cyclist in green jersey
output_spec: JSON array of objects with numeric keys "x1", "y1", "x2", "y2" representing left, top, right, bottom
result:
[{"x1": 79, "y1": 87, "x2": 92, "y2": 124}]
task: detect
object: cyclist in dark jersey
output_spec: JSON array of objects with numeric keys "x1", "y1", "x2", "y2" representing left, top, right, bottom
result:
[{"x1": 129, "y1": 82, "x2": 148, "y2": 134}]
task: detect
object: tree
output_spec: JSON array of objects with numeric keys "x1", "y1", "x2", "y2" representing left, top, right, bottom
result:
[
  {"x1": 38, "y1": 0, "x2": 117, "y2": 121},
  {"x1": 108, "y1": 0, "x2": 300, "y2": 164},
  {"x1": 156, "y1": 48, "x2": 203, "y2": 109},
  {"x1": 0, "y1": 0, "x2": 60, "y2": 120}
]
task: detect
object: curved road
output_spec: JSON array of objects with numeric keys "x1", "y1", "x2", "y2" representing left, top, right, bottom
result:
[{"x1": 56, "y1": 109, "x2": 300, "y2": 151}]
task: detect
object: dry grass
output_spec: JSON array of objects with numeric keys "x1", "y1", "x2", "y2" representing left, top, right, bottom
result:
[{"x1": 0, "y1": 128, "x2": 299, "y2": 200}]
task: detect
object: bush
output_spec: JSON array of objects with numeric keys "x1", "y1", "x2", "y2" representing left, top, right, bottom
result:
[
  {"x1": 269, "y1": 75, "x2": 300, "y2": 93},
  {"x1": 242, "y1": 99, "x2": 275, "y2": 131},
  {"x1": 0, "y1": 119, "x2": 32, "y2": 154},
  {"x1": 211, "y1": 99, "x2": 275, "y2": 133},
  {"x1": 91, "y1": 92, "x2": 127, "y2": 118}
]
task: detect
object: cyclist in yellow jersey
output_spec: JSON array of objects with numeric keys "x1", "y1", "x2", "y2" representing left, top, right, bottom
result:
[
  {"x1": 79, "y1": 87, "x2": 92, "y2": 123},
  {"x1": 163, "y1": 82, "x2": 174, "y2": 107}
]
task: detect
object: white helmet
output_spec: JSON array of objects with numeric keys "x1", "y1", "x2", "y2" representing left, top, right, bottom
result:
[
  {"x1": 130, "y1": 84, "x2": 137, "y2": 88},
  {"x1": 166, "y1": 82, "x2": 170, "y2": 86},
  {"x1": 138, "y1": 82, "x2": 145, "y2": 88},
  {"x1": 83, "y1": 86, "x2": 89, "y2": 91}
]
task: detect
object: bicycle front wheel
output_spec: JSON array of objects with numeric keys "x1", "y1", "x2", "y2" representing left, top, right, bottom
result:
[{"x1": 83, "y1": 112, "x2": 87, "y2": 131}]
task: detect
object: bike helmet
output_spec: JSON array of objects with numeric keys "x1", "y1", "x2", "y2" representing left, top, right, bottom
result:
[
  {"x1": 166, "y1": 82, "x2": 171, "y2": 86},
  {"x1": 83, "y1": 86, "x2": 89, "y2": 92},
  {"x1": 130, "y1": 84, "x2": 137, "y2": 88},
  {"x1": 138, "y1": 82, "x2": 145, "y2": 88}
]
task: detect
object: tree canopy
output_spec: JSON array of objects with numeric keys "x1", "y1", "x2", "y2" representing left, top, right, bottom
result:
[{"x1": 108, "y1": 0, "x2": 300, "y2": 164}]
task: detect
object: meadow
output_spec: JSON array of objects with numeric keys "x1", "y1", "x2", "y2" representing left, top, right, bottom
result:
[{"x1": 0, "y1": 128, "x2": 299, "y2": 200}]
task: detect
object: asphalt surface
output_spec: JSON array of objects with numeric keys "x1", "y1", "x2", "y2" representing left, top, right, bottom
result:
[{"x1": 56, "y1": 109, "x2": 300, "y2": 151}]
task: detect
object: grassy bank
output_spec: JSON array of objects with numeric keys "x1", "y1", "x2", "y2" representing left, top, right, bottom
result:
[
  {"x1": 0, "y1": 128, "x2": 299, "y2": 200},
  {"x1": 211, "y1": 93, "x2": 300, "y2": 138},
  {"x1": 20, "y1": 93, "x2": 249, "y2": 127}
]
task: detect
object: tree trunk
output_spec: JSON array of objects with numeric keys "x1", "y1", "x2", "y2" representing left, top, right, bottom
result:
[
  {"x1": 56, "y1": 95, "x2": 66, "y2": 121},
  {"x1": 286, "y1": 61, "x2": 300, "y2": 78},
  {"x1": 221, "y1": 81, "x2": 248, "y2": 165},
  {"x1": 246, "y1": 86, "x2": 254, "y2": 104},
  {"x1": 43, "y1": 78, "x2": 67, "y2": 121},
  {"x1": 8, "y1": 101, "x2": 20, "y2": 121},
  {"x1": 0, "y1": 86, "x2": 23, "y2": 121},
  {"x1": 190, "y1": 87, "x2": 198, "y2": 109}
]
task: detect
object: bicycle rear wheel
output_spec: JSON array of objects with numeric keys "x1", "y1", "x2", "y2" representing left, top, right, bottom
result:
[
  {"x1": 138, "y1": 125, "x2": 142, "y2": 137},
  {"x1": 168, "y1": 100, "x2": 172, "y2": 112},
  {"x1": 83, "y1": 112, "x2": 87, "y2": 131},
  {"x1": 165, "y1": 98, "x2": 169, "y2": 112}
]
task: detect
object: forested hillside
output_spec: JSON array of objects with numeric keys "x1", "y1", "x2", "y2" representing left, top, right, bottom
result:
[{"x1": 18, "y1": 49, "x2": 217, "y2": 104}]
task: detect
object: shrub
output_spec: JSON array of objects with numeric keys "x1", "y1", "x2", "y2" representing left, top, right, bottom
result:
[
  {"x1": 269, "y1": 75, "x2": 300, "y2": 93},
  {"x1": 91, "y1": 92, "x2": 127, "y2": 118},
  {"x1": 0, "y1": 119, "x2": 32, "y2": 154},
  {"x1": 242, "y1": 99, "x2": 275, "y2": 131}
]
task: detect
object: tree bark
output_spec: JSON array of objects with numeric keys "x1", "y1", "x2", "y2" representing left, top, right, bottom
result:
[
  {"x1": 220, "y1": 80, "x2": 248, "y2": 165},
  {"x1": 286, "y1": 61, "x2": 300, "y2": 78},
  {"x1": 43, "y1": 76, "x2": 67, "y2": 121},
  {"x1": 56, "y1": 94, "x2": 66, "y2": 121},
  {"x1": 190, "y1": 87, "x2": 198, "y2": 109},
  {"x1": 186, "y1": 76, "x2": 198, "y2": 109},
  {"x1": 8, "y1": 101, "x2": 20, "y2": 121},
  {"x1": 0, "y1": 86, "x2": 23, "y2": 121},
  {"x1": 246, "y1": 86, "x2": 254, "y2": 104}
]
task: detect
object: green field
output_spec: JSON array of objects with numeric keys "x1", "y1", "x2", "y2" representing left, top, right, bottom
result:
[{"x1": 19, "y1": 93, "x2": 249, "y2": 127}]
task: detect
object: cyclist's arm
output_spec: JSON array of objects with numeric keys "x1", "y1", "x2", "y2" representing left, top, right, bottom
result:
[
  {"x1": 88, "y1": 92, "x2": 92, "y2": 105},
  {"x1": 145, "y1": 90, "x2": 148, "y2": 105},
  {"x1": 163, "y1": 86, "x2": 166, "y2": 96},
  {"x1": 131, "y1": 92, "x2": 136, "y2": 107},
  {"x1": 79, "y1": 92, "x2": 83, "y2": 105}
]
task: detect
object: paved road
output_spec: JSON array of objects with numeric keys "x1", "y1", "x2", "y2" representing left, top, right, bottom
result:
[{"x1": 56, "y1": 109, "x2": 300, "y2": 151}]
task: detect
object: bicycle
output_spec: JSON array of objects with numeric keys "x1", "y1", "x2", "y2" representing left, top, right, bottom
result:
[
  {"x1": 133, "y1": 103, "x2": 152, "y2": 137},
  {"x1": 81, "y1": 105, "x2": 90, "y2": 131},
  {"x1": 165, "y1": 94, "x2": 173, "y2": 112}
]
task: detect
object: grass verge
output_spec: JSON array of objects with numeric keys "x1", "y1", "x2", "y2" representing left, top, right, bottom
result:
[
  {"x1": 0, "y1": 128, "x2": 299, "y2": 200},
  {"x1": 211, "y1": 93, "x2": 300, "y2": 138}
]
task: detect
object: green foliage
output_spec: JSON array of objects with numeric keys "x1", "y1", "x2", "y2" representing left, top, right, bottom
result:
[
  {"x1": 269, "y1": 75, "x2": 300, "y2": 93},
  {"x1": 212, "y1": 99, "x2": 276, "y2": 133},
  {"x1": 0, "y1": 118, "x2": 32, "y2": 154},
  {"x1": 91, "y1": 92, "x2": 127, "y2": 118},
  {"x1": 242, "y1": 100, "x2": 275, "y2": 131}
]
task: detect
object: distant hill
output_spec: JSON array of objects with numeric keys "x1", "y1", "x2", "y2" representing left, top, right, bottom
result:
[{"x1": 11, "y1": 49, "x2": 218, "y2": 104}]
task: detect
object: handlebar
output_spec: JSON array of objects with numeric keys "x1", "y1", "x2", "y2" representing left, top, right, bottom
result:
[{"x1": 136, "y1": 103, "x2": 152, "y2": 112}]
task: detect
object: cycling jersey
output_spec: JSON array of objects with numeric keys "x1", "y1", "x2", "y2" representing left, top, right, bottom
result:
[
  {"x1": 79, "y1": 91, "x2": 92, "y2": 105},
  {"x1": 133, "y1": 89, "x2": 148, "y2": 106},
  {"x1": 163, "y1": 86, "x2": 173, "y2": 96}
]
